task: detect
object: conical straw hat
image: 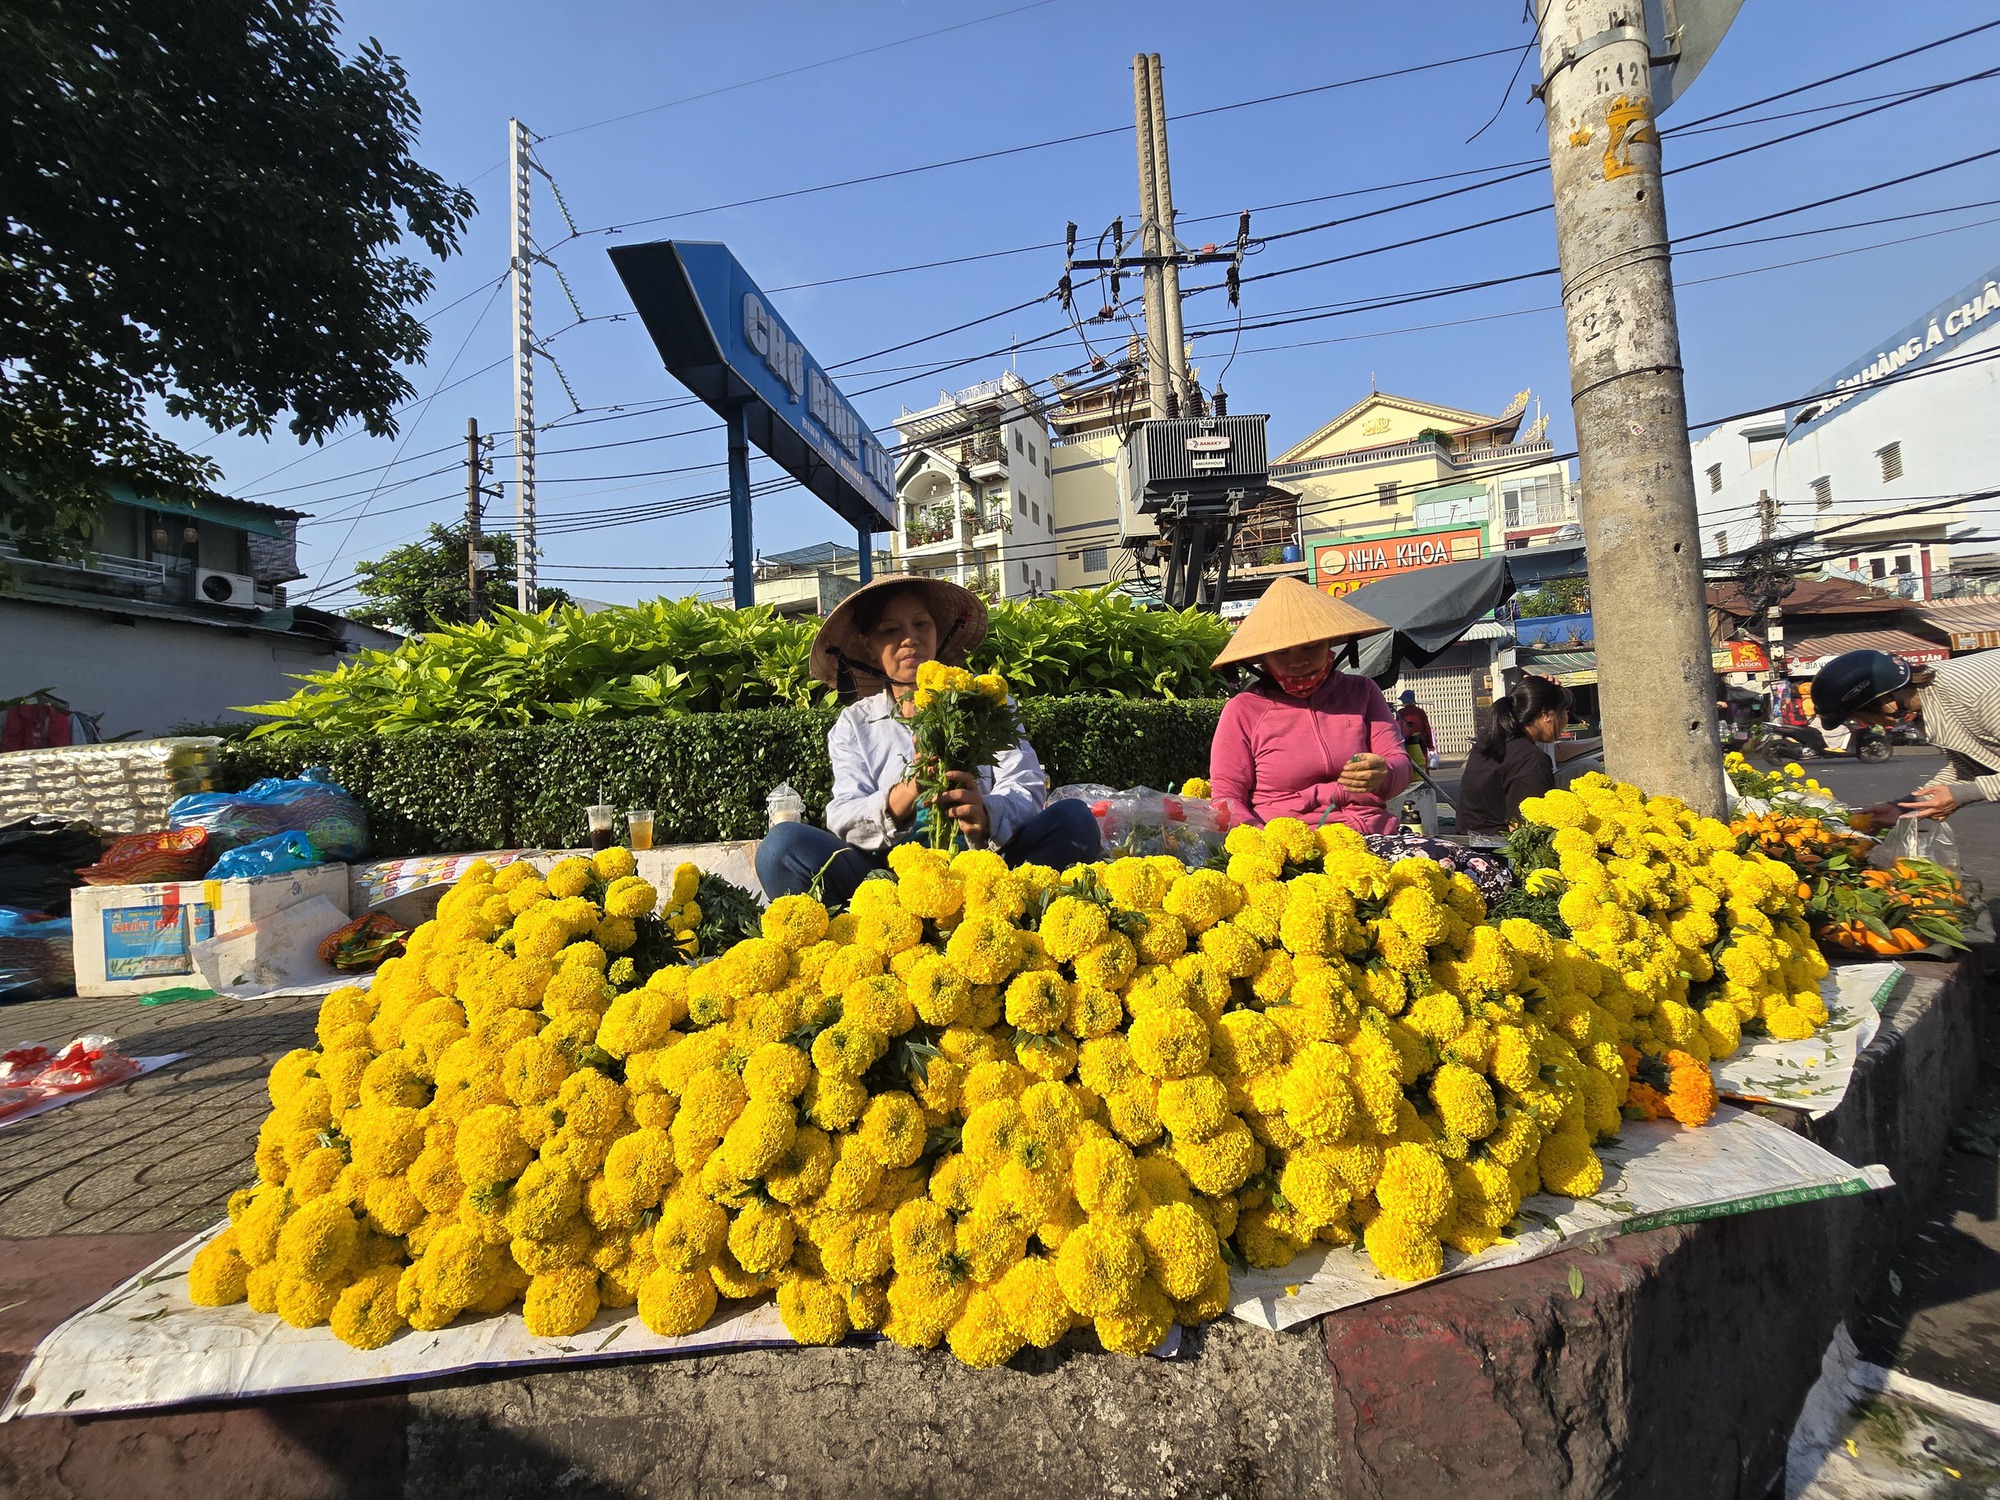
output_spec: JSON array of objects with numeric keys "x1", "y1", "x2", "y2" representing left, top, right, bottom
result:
[
  {"x1": 1211, "y1": 576, "x2": 1389, "y2": 668},
  {"x1": 809, "y1": 574, "x2": 989, "y2": 688}
]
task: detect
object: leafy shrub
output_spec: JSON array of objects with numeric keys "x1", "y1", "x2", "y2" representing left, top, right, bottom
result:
[
  {"x1": 242, "y1": 588, "x2": 1232, "y2": 738},
  {"x1": 220, "y1": 697, "x2": 1227, "y2": 855}
]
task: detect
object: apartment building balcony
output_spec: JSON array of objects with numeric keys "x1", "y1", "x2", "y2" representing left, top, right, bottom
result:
[{"x1": 1272, "y1": 436, "x2": 1556, "y2": 483}]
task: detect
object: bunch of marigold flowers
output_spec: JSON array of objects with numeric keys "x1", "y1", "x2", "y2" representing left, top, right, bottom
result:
[{"x1": 193, "y1": 775, "x2": 1824, "y2": 1363}]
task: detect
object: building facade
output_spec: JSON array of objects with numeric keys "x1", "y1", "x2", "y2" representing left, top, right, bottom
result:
[
  {"x1": 0, "y1": 484, "x2": 397, "y2": 736},
  {"x1": 1691, "y1": 258, "x2": 2000, "y2": 601},
  {"x1": 889, "y1": 374, "x2": 1058, "y2": 599}
]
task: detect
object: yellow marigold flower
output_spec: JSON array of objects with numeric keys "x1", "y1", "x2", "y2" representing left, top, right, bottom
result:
[
  {"x1": 1072, "y1": 1135, "x2": 1139, "y2": 1214},
  {"x1": 852, "y1": 1091, "x2": 924, "y2": 1169},
  {"x1": 1140, "y1": 1201, "x2": 1219, "y2": 1300},
  {"x1": 189, "y1": 1229, "x2": 251, "y2": 1306},
  {"x1": 841, "y1": 974, "x2": 914, "y2": 1036},
  {"x1": 943, "y1": 1286, "x2": 1024, "y2": 1368},
  {"x1": 1078, "y1": 1035, "x2": 1140, "y2": 1097},
  {"x1": 855, "y1": 904, "x2": 924, "y2": 956},
  {"x1": 992, "y1": 1256, "x2": 1070, "y2": 1347},
  {"x1": 945, "y1": 912, "x2": 1021, "y2": 985},
  {"x1": 724, "y1": 1199, "x2": 795, "y2": 1277},
  {"x1": 1763, "y1": 1004, "x2": 1819, "y2": 1041},
  {"x1": 1364, "y1": 1209, "x2": 1444, "y2": 1282},
  {"x1": 1537, "y1": 1129, "x2": 1604, "y2": 1197},
  {"x1": 1429, "y1": 1063, "x2": 1497, "y2": 1141},
  {"x1": 1280, "y1": 1042, "x2": 1358, "y2": 1143},
  {"x1": 819, "y1": 1133, "x2": 886, "y2": 1212},
  {"x1": 898, "y1": 953, "x2": 967, "y2": 1027},
  {"x1": 276, "y1": 1196, "x2": 361, "y2": 1282},
  {"x1": 974, "y1": 672, "x2": 1010, "y2": 703},
  {"x1": 882, "y1": 1267, "x2": 969, "y2": 1350},
  {"x1": 1158, "y1": 1075, "x2": 1230, "y2": 1141},
  {"x1": 1064, "y1": 933, "x2": 1133, "y2": 992},
  {"x1": 778, "y1": 1274, "x2": 853, "y2": 1347},
  {"x1": 517, "y1": 1266, "x2": 598, "y2": 1339},
  {"x1": 1104, "y1": 858, "x2": 1171, "y2": 909},
  {"x1": 1173, "y1": 1116, "x2": 1256, "y2": 1195},
  {"x1": 802, "y1": 1072, "x2": 867, "y2": 1132},
  {"x1": 1106, "y1": 1081, "x2": 1165, "y2": 1146},
  {"x1": 810, "y1": 1019, "x2": 888, "y2": 1081},
  {"x1": 998, "y1": 969, "x2": 1066, "y2": 1035},
  {"x1": 1163, "y1": 869, "x2": 1233, "y2": 934},
  {"x1": 741, "y1": 1042, "x2": 811, "y2": 1102},
  {"x1": 760, "y1": 894, "x2": 830, "y2": 953},
  {"x1": 1278, "y1": 1149, "x2": 1352, "y2": 1231},
  {"x1": 1054, "y1": 1219, "x2": 1145, "y2": 1316},
  {"x1": 1040, "y1": 896, "x2": 1111, "y2": 962},
  {"x1": 1128, "y1": 1007, "x2": 1210, "y2": 1080},
  {"x1": 638, "y1": 1265, "x2": 718, "y2": 1336},
  {"x1": 1375, "y1": 1143, "x2": 1455, "y2": 1234},
  {"x1": 544, "y1": 856, "x2": 595, "y2": 900},
  {"x1": 1210, "y1": 1010, "x2": 1284, "y2": 1078},
  {"x1": 325, "y1": 1265, "x2": 404, "y2": 1350},
  {"x1": 1065, "y1": 980, "x2": 1125, "y2": 1040},
  {"x1": 1232, "y1": 1202, "x2": 1307, "y2": 1269}
]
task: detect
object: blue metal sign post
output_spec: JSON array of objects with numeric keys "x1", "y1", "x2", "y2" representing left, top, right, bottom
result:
[{"x1": 609, "y1": 241, "x2": 895, "y2": 606}]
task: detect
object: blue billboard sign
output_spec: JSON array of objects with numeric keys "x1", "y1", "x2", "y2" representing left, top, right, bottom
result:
[
  {"x1": 1789, "y1": 259, "x2": 2000, "y2": 439},
  {"x1": 609, "y1": 240, "x2": 896, "y2": 532}
]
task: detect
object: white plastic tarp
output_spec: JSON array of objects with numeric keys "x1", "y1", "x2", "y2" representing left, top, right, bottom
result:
[
  {"x1": 1228, "y1": 1105, "x2": 1891, "y2": 1332},
  {"x1": 1712, "y1": 963, "x2": 1902, "y2": 1119}
]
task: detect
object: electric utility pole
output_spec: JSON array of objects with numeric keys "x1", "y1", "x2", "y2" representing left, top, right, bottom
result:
[
  {"x1": 1758, "y1": 489, "x2": 1786, "y2": 678},
  {"x1": 508, "y1": 117, "x2": 539, "y2": 612},
  {"x1": 1132, "y1": 58, "x2": 1171, "y2": 417},
  {"x1": 1536, "y1": 3, "x2": 1725, "y2": 814},
  {"x1": 464, "y1": 418, "x2": 500, "y2": 621},
  {"x1": 1145, "y1": 53, "x2": 1191, "y2": 413}
]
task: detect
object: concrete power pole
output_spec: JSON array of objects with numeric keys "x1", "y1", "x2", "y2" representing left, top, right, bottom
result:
[
  {"x1": 465, "y1": 417, "x2": 485, "y2": 620},
  {"x1": 1145, "y1": 54, "x2": 1190, "y2": 414},
  {"x1": 1132, "y1": 57, "x2": 1170, "y2": 418},
  {"x1": 1759, "y1": 488, "x2": 1786, "y2": 678},
  {"x1": 1536, "y1": 3, "x2": 1724, "y2": 815},
  {"x1": 508, "y1": 117, "x2": 539, "y2": 612}
]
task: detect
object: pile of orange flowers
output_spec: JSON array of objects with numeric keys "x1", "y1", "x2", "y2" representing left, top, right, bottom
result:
[{"x1": 1731, "y1": 810, "x2": 1967, "y2": 955}]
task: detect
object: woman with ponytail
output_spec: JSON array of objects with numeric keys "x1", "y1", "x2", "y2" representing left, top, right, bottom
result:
[
  {"x1": 754, "y1": 575, "x2": 1100, "y2": 903},
  {"x1": 1455, "y1": 674, "x2": 1574, "y2": 833}
]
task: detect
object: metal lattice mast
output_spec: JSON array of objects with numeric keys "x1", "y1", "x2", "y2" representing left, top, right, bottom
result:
[{"x1": 508, "y1": 118, "x2": 538, "y2": 611}]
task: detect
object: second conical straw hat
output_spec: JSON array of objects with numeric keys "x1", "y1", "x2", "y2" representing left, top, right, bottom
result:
[{"x1": 1211, "y1": 576, "x2": 1390, "y2": 668}]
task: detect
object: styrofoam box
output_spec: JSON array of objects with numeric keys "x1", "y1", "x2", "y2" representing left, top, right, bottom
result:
[{"x1": 69, "y1": 864, "x2": 351, "y2": 998}]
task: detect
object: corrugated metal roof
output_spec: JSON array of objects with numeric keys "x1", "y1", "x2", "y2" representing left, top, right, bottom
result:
[{"x1": 1783, "y1": 627, "x2": 1952, "y2": 669}]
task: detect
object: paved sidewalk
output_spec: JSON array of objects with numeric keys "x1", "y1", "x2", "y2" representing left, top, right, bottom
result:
[{"x1": 0, "y1": 989, "x2": 318, "y2": 1239}]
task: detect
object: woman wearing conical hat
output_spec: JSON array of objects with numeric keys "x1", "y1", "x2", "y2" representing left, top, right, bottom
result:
[{"x1": 1207, "y1": 577, "x2": 1411, "y2": 833}]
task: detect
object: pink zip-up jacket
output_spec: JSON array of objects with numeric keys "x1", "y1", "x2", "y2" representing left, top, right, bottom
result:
[{"x1": 1208, "y1": 673, "x2": 1413, "y2": 833}]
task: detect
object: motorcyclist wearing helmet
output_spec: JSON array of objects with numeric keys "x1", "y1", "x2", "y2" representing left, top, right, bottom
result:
[{"x1": 1811, "y1": 647, "x2": 2000, "y2": 822}]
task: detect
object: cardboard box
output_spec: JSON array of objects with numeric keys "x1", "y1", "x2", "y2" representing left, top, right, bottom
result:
[{"x1": 69, "y1": 864, "x2": 351, "y2": 998}]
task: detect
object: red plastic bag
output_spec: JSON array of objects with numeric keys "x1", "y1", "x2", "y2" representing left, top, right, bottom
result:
[
  {"x1": 33, "y1": 1036, "x2": 139, "y2": 1093},
  {"x1": 76, "y1": 827, "x2": 214, "y2": 886},
  {"x1": 0, "y1": 1044, "x2": 51, "y2": 1084}
]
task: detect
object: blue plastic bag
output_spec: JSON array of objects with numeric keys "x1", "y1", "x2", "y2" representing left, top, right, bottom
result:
[
  {"x1": 207, "y1": 831, "x2": 321, "y2": 880},
  {"x1": 169, "y1": 769, "x2": 368, "y2": 861}
]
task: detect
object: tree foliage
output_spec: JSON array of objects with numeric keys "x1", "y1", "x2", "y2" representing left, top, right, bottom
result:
[
  {"x1": 351, "y1": 522, "x2": 572, "y2": 634},
  {"x1": 1513, "y1": 577, "x2": 1592, "y2": 618},
  {"x1": 0, "y1": 0, "x2": 474, "y2": 550}
]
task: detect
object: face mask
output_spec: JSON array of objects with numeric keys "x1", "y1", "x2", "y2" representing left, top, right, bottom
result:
[{"x1": 1270, "y1": 662, "x2": 1333, "y2": 699}]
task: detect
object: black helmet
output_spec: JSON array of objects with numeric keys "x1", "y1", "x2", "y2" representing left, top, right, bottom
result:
[{"x1": 1810, "y1": 649, "x2": 1912, "y2": 728}]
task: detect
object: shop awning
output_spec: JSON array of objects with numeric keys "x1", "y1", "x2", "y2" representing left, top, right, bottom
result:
[
  {"x1": 1518, "y1": 650, "x2": 1597, "y2": 686},
  {"x1": 1783, "y1": 627, "x2": 1951, "y2": 674},
  {"x1": 1917, "y1": 600, "x2": 2000, "y2": 651}
]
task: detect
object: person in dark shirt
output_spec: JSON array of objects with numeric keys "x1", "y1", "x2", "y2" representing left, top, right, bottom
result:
[{"x1": 1456, "y1": 675, "x2": 1574, "y2": 834}]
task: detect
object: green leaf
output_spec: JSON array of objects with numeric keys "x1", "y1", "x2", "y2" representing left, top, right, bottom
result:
[{"x1": 1566, "y1": 1264, "x2": 1584, "y2": 1298}]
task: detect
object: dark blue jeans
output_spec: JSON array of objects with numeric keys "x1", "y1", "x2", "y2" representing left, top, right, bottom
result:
[{"x1": 754, "y1": 799, "x2": 1103, "y2": 906}]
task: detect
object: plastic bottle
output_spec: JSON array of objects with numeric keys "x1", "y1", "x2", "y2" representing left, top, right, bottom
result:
[{"x1": 767, "y1": 783, "x2": 804, "y2": 827}]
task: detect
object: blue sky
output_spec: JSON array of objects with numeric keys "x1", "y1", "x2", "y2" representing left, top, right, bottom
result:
[{"x1": 166, "y1": 0, "x2": 2000, "y2": 610}]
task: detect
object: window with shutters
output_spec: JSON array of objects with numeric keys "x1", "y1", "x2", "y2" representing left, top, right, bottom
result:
[
  {"x1": 1706, "y1": 463, "x2": 1722, "y2": 493},
  {"x1": 1811, "y1": 476, "x2": 1833, "y2": 509},
  {"x1": 1377, "y1": 482, "x2": 1398, "y2": 508},
  {"x1": 1877, "y1": 442, "x2": 1903, "y2": 482}
]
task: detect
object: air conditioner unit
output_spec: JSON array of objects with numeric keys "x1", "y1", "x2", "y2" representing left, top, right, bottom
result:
[{"x1": 196, "y1": 569, "x2": 261, "y2": 610}]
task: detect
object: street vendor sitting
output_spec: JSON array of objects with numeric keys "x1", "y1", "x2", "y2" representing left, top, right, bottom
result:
[
  {"x1": 754, "y1": 575, "x2": 1102, "y2": 904},
  {"x1": 1207, "y1": 577, "x2": 1411, "y2": 833}
]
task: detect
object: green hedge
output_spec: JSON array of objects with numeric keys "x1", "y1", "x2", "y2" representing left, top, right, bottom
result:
[{"x1": 219, "y1": 697, "x2": 1228, "y2": 856}]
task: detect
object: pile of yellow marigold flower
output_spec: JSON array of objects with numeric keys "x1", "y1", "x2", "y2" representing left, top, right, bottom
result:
[{"x1": 187, "y1": 773, "x2": 1828, "y2": 1367}]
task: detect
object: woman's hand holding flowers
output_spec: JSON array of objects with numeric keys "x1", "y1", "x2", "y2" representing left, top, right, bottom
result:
[{"x1": 1338, "y1": 753, "x2": 1389, "y2": 796}]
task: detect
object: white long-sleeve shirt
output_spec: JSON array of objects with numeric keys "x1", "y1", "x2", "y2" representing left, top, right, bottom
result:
[
  {"x1": 824, "y1": 691, "x2": 1049, "y2": 851},
  {"x1": 1918, "y1": 649, "x2": 2000, "y2": 804}
]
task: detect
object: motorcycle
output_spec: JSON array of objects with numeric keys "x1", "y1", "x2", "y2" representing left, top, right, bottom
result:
[{"x1": 1749, "y1": 720, "x2": 1891, "y2": 766}]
